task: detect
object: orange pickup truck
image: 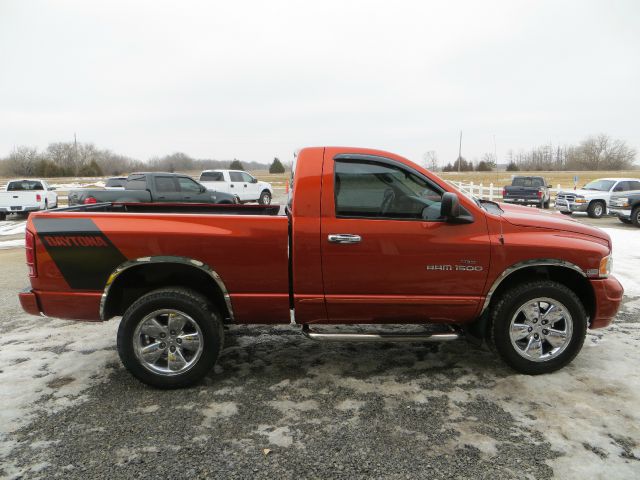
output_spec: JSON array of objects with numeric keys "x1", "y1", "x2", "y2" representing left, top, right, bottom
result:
[{"x1": 19, "y1": 147, "x2": 623, "y2": 388}]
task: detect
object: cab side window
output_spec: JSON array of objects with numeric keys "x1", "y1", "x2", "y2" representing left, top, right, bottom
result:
[
  {"x1": 155, "y1": 176, "x2": 178, "y2": 193},
  {"x1": 334, "y1": 159, "x2": 443, "y2": 220},
  {"x1": 229, "y1": 172, "x2": 244, "y2": 182},
  {"x1": 177, "y1": 177, "x2": 202, "y2": 193},
  {"x1": 240, "y1": 172, "x2": 254, "y2": 183}
]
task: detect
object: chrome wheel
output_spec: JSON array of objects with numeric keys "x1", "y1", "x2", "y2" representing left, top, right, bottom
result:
[
  {"x1": 594, "y1": 204, "x2": 603, "y2": 216},
  {"x1": 509, "y1": 297, "x2": 573, "y2": 362},
  {"x1": 133, "y1": 309, "x2": 204, "y2": 376}
]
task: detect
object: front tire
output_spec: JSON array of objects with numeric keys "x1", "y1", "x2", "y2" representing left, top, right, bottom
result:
[
  {"x1": 117, "y1": 287, "x2": 223, "y2": 389},
  {"x1": 632, "y1": 207, "x2": 640, "y2": 228},
  {"x1": 618, "y1": 217, "x2": 632, "y2": 225},
  {"x1": 587, "y1": 201, "x2": 605, "y2": 219},
  {"x1": 259, "y1": 190, "x2": 272, "y2": 205},
  {"x1": 490, "y1": 281, "x2": 587, "y2": 375}
]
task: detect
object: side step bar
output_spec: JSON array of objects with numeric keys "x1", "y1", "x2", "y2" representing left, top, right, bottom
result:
[{"x1": 301, "y1": 325, "x2": 461, "y2": 342}]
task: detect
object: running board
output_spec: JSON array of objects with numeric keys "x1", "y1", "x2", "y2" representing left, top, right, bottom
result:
[{"x1": 301, "y1": 326, "x2": 461, "y2": 342}]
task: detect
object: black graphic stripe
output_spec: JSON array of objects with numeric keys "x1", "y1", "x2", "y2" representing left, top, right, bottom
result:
[{"x1": 33, "y1": 218, "x2": 127, "y2": 290}]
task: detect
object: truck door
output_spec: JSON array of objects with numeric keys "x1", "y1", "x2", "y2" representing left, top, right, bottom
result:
[
  {"x1": 320, "y1": 152, "x2": 491, "y2": 324},
  {"x1": 240, "y1": 172, "x2": 260, "y2": 201},
  {"x1": 153, "y1": 176, "x2": 183, "y2": 202},
  {"x1": 176, "y1": 176, "x2": 209, "y2": 202},
  {"x1": 228, "y1": 171, "x2": 247, "y2": 201}
]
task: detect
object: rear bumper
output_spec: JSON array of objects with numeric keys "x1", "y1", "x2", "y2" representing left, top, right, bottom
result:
[
  {"x1": 502, "y1": 198, "x2": 541, "y2": 206},
  {"x1": 18, "y1": 288, "x2": 103, "y2": 321},
  {"x1": 589, "y1": 276, "x2": 624, "y2": 329},
  {"x1": 0, "y1": 206, "x2": 41, "y2": 213},
  {"x1": 19, "y1": 288, "x2": 42, "y2": 316}
]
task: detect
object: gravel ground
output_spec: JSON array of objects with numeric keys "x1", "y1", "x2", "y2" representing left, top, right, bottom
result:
[{"x1": 0, "y1": 219, "x2": 639, "y2": 479}]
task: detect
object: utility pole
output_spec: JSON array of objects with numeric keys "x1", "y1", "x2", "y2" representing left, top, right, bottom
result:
[
  {"x1": 493, "y1": 134, "x2": 498, "y2": 181},
  {"x1": 74, "y1": 133, "x2": 78, "y2": 171},
  {"x1": 458, "y1": 131, "x2": 462, "y2": 173}
]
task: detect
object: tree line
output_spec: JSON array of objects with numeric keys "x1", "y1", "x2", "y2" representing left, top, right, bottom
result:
[
  {"x1": 438, "y1": 134, "x2": 636, "y2": 172},
  {"x1": 0, "y1": 141, "x2": 275, "y2": 178}
]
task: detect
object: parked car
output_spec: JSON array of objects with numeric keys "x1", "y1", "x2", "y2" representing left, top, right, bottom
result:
[
  {"x1": 555, "y1": 178, "x2": 640, "y2": 218},
  {"x1": 199, "y1": 169, "x2": 273, "y2": 205},
  {"x1": 19, "y1": 146, "x2": 623, "y2": 388},
  {"x1": 104, "y1": 177, "x2": 127, "y2": 190},
  {"x1": 502, "y1": 176, "x2": 551, "y2": 208},
  {"x1": 68, "y1": 172, "x2": 238, "y2": 206},
  {"x1": 609, "y1": 190, "x2": 640, "y2": 227},
  {"x1": 0, "y1": 179, "x2": 58, "y2": 220}
]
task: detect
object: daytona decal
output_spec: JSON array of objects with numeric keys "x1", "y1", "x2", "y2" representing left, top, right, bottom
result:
[{"x1": 33, "y1": 218, "x2": 127, "y2": 291}]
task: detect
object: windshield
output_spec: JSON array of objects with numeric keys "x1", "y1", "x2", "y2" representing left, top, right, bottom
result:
[{"x1": 583, "y1": 180, "x2": 615, "y2": 191}]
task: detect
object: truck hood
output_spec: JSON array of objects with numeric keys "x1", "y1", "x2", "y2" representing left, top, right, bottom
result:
[
  {"x1": 558, "y1": 188, "x2": 604, "y2": 198},
  {"x1": 497, "y1": 202, "x2": 610, "y2": 243}
]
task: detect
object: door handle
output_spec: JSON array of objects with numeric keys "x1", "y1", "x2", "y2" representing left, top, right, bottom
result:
[
  {"x1": 230, "y1": 184, "x2": 234, "y2": 188},
  {"x1": 328, "y1": 234, "x2": 362, "y2": 244}
]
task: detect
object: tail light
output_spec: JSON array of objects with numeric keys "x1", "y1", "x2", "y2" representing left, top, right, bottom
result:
[
  {"x1": 36, "y1": 194, "x2": 42, "y2": 202},
  {"x1": 84, "y1": 196, "x2": 97, "y2": 204},
  {"x1": 26, "y1": 230, "x2": 37, "y2": 277},
  {"x1": 537, "y1": 190, "x2": 542, "y2": 199},
  {"x1": 502, "y1": 188, "x2": 506, "y2": 197}
]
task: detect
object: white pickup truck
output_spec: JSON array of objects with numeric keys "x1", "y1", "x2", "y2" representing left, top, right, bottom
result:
[
  {"x1": 555, "y1": 177, "x2": 640, "y2": 218},
  {"x1": 0, "y1": 179, "x2": 58, "y2": 220},
  {"x1": 198, "y1": 170, "x2": 273, "y2": 205}
]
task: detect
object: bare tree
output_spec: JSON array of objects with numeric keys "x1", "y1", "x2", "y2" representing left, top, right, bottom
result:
[{"x1": 422, "y1": 151, "x2": 439, "y2": 171}]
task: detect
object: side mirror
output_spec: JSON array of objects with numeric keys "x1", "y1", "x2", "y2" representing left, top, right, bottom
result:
[
  {"x1": 439, "y1": 192, "x2": 474, "y2": 224},
  {"x1": 50, "y1": 187, "x2": 56, "y2": 191},
  {"x1": 440, "y1": 192, "x2": 460, "y2": 219},
  {"x1": 200, "y1": 186, "x2": 206, "y2": 193},
  {"x1": 252, "y1": 178, "x2": 258, "y2": 184},
  {"x1": 547, "y1": 184, "x2": 552, "y2": 189}
]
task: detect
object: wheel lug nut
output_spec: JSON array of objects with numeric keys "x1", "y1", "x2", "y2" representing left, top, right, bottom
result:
[
  {"x1": 528, "y1": 327, "x2": 533, "y2": 332},
  {"x1": 160, "y1": 332, "x2": 166, "y2": 338},
  {"x1": 170, "y1": 346, "x2": 176, "y2": 352},
  {"x1": 160, "y1": 342, "x2": 166, "y2": 348},
  {"x1": 534, "y1": 334, "x2": 539, "y2": 339},
  {"x1": 542, "y1": 329, "x2": 548, "y2": 335},
  {"x1": 533, "y1": 319, "x2": 537, "y2": 323},
  {"x1": 176, "y1": 338, "x2": 182, "y2": 344},
  {"x1": 170, "y1": 330, "x2": 176, "y2": 336}
]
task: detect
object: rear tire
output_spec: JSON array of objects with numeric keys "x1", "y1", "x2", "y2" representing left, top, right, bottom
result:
[
  {"x1": 632, "y1": 207, "x2": 640, "y2": 228},
  {"x1": 560, "y1": 211, "x2": 572, "y2": 215},
  {"x1": 587, "y1": 201, "x2": 605, "y2": 219},
  {"x1": 117, "y1": 287, "x2": 224, "y2": 389},
  {"x1": 259, "y1": 190, "x2": 272, "y2": 205},
  {"x1": 543, "y1": 199, "x2": 550, "y2": 209},
  {"x1": 490, "y1": 281, "x2": 587, "y2": 375},
  {"x1": 0, "y1": 212, "x2": 5, "y2": 221}
]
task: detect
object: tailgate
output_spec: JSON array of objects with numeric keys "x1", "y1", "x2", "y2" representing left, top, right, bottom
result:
[{"x1": 0, "y1": 191, "x2": 39, "y2": 209}]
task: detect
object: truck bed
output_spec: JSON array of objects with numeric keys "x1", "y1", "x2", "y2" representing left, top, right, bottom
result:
[{"x1": 27, "y1": 203, "x2": 290, "y2": 322}]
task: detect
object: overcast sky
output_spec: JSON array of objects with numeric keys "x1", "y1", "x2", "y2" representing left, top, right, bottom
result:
[{"x1": 1, "y1": 0, "x2": 638, "y2": 166}]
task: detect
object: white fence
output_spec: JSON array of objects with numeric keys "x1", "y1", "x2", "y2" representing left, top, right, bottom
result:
[{"x1": 447, "y1": 181, "x2": 566, "y2": 201}]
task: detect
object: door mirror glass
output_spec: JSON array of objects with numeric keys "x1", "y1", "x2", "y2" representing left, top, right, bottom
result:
[
  {"x1": 252, "y1": 178, "x2": 258, "y2": 183},
  {"x1": 440, "y1": 192, "x2": 460, "y2": 219}
]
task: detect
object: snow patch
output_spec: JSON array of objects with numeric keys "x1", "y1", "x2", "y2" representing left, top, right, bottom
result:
[
  {"x1": 256, "y1": 425, "x2": 294, "y2": 448},
  {"x1": 602, "y1": 228, "x2": 640, "y2": 297},
  {"x1": 201, "y1": 401, "x2": 238, "y2": 423}
]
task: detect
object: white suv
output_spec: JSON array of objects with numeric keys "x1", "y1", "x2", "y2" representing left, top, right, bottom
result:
[
  {"x1": 555, "y1": 178, "x2": 640, "y2": 218},
  {"x1": 199, "y1": 170, "x2": 273, "y2": 205}
]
